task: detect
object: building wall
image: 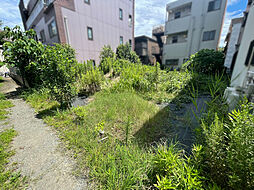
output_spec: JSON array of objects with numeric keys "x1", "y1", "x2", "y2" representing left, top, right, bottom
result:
[
  {"x1": 224, "y1": 21, "x2": 242, "y2": 69},
  {"x1": 20, "y1": 0, "x2": 134, "y2": 65},
  {"x1": 163, "y1": 0, "x2": 227, "y2": 67},
  {"x1": 231, "y1": 3, "x2": 254, "y2": 88},
  {"x1": 61, "y1": 0, "x2": 134, "y2": 63}
]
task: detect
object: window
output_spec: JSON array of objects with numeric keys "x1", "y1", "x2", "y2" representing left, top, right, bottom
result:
[
  {"x1": 48, "y1": 20, "x2": 57, "y2": 38},
  {"x1": 129, "y1": 39, "x2": 132, "y2": 48},
  {"x1": 208, "y1": 0, "x2": 221, "y2": 12},
  {"x1": 174, "y1": 11, "x2": 181, "y2": 19},
  {"x1": 129, "y1": 15, "x2": 132, "y2": 26},
  {"x1": 64, "y1": 17, "x2": 70, "y2": 44},
  {"x1": 87, "y1": 27, "x2": 93, "y2": 40},
  {"x1": 245, "y1": 40, "x2": 254, "y2": 66},
  {"x1": 165, "y1": 59, "x2": 179, "y2": 66},
  {"x1": 84, "y1": 0, "x2": 90, "y2": 4},
  {"x1": 120, "y1": 36, "x2": 123, "y2": 45},
  {"x1": 172, "y1": 36, "x2": 178, "y2": 43},
  {"x1": 119, "y1": 8, "x2": 123, "y2": 20},
  {"x1": 40, "y1": 30, "x2": 46, "y2": 43},
  {"x1": 203, "y1": 30, "x2": 216, "y2": 41}
]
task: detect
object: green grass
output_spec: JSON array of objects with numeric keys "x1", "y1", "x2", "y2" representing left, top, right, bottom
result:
[
  {"x1": 24, "y1": 90, "x2": 174, "y2": 189},
  {"x1": 0, "y1": 77, "x2": 14, "y2": 120},
  {"x1": 0, "y1": 129, "x2": 26, "y2": 189}
]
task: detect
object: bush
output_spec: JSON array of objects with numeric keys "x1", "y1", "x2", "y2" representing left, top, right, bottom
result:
[
  {"x1": 99, "y1": 45, "x2": 115, "y2": 64},
  {"x1": 227, "y1": 101, "x2": 254, "y2": 189},
  {"x1": 199, "y1": 99, "x2": 254, "y2": 189},
  {"x1": 116, "y1": 43, "x2": 141, "y2": 64},
  {"x1": 111, "y1": 61, "x2": 158, "y2": 92},
  {"x1": 182, "y1": 49, "x2": 225, "y2": 75},
  {"x1": 78, "y1": 60, "x2": 104, "y2": 95},
  {"x1": 3, "y1": 26, "x2": 44, "y2": 87},
  {"x1": 149, "y1": 144, "x2": 204, "y2": 189},
  {"x1": 41, "y1": 44, "x2": 78, "y2": 108}
]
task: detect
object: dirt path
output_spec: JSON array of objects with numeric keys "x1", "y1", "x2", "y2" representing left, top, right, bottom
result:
[{"x1": 1, "y1": 78, "x2": 89, "y2": 190}]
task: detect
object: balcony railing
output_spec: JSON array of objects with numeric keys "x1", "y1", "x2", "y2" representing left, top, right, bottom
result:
[{"x1": 26, "y1": 0, "x2": 55, "y2": 29}]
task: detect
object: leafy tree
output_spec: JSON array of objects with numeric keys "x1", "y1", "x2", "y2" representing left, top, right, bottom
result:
[
  {"x1": 0, "y1": 20, "x2": 7, "y2": 45},
  {"x1": 3, "y1": 26, "x2": 44, "y2": 87},
  {"x1": 116, "y1": 43, "x2": 141, "y2": 64}
]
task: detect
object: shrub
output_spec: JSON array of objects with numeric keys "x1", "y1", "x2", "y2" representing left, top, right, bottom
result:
[
  {"x1": 111, "y1": 61, "x2": 157, "y2": 92},
  {"x1": 99, "y1": 45, "x2": 115, "y2": 64},
  {"x1": 226, "y1": 101, "x2": 254, "y2": 189},
  {"x1": 199, "y1": 99, "x2": 254, "y2": 189},
  {"x1": 78, "y1": 60, "x2": 104, "y2": 95},
  {"x1": 116, "y1": 43, "x2": 141, "y2": 64},
  {"x1": 41, "y1": 44, "x2": 78, "y2": 108},
  {"x1": 182, "y1": 49, "x2": 225, "y2": 75},
  {"x1": 3, "y1": 26, "x2": 44, "y2": 87},
  {"x1": 149, "y1": 144, "x2": 204, "y2": 189}
]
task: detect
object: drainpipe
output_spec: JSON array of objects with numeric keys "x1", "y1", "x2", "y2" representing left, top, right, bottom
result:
[{"x1": 197, "y1": 0, "x2": 206, "y2": 51}]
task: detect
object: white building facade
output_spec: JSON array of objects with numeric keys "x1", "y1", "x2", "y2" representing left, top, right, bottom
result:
[
  {"x1": 224, "y1": 0, "x2": 254, "y2": 110},
  {"x1": 162, "y1": 0, "x2": 227, "y2": 67},
  {"x1": 224, "y1": 18, "x2": 243, "y2": 69}
]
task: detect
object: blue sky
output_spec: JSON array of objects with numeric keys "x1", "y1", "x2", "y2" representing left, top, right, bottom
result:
[{"x1": 0, "y1": 0, "x2": 248, "y2": 47}]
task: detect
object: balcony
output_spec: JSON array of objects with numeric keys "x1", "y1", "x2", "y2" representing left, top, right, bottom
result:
[
  {"x1": 163, "y1": 41, "x2": 188, "y2": 58},
  {"x1": 165, "y1": 15, "x2": 191, "y2": 35},
  {"x1": 25, "y1": 0, "x2": 55, "y2": 29}
]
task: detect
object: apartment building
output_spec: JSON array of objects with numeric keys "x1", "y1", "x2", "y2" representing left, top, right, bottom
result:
[
  {"x1": 224, "y1": 0, "x2": 254, "y2": 110},
  {"x1": 135, "y1": 35, "x2": 160, "y2": 65},
  {"x1": 152, "y1": 25, "x2": 166, "y2": 64},
  {"x1": 162, "y1": 0, "x2": 227, "y2": 68},
  {"x1": 224, "y1": 17, "x2": 243, "y2": 71},
  {"x1": 19, "y1": 0, "x2": 135, "y2": 64}
]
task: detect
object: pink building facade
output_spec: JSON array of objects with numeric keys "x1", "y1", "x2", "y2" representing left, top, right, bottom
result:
[{"x1": 19, "y1": 0, "x2": 135, "y2": 64}]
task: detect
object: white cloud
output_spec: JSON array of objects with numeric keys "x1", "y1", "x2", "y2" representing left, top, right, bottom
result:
[
  {"x1": 135, "y1": 0, "x2": 177, "y2": 37},
  {"x1": 228, "y1": 0, "x2": 241, "y2": 6},
  {"x1": 0, "y1": 0, "x2": 23, "y2": 28}
]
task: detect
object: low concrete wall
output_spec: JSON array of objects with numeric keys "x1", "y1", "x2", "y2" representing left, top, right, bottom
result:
[{"x1": 9, "y1": 67, "x2": 30, "y2": 87}]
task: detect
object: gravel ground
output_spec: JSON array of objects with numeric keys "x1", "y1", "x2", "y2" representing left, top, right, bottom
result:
[{"x1": 1, "y1": 78, "x2": 89, "y2": 190}]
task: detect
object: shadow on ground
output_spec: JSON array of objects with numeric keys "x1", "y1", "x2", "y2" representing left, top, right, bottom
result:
[{"x1": 134, "y1": 79, "x2": 211, "y2": 152}]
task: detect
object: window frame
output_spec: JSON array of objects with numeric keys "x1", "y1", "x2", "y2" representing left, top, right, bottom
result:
[
  {"x1": 48, "y1": 19, "x2": 57, "y2": 38},
  {"x1": 87, "y1": 27, "x2": 93, "y2": 41},
  {"x1": 208, "y1": 0, "x2": 221, "y2": 12},
  {"x1": 172, "y1": 36, "x2": 178, "y2": 44},
  {"x1": 119, "y1": 8, "x2": 123, "y2": 20},
  {"x1": 174, "y1": 11, "x2": 181, "y2": 19},
  {"x1": 128, "y1": 14, "x2": 132, "y2": 26},
  {"x1": 165, "y1": 59, "x2": 179, "y2": 66},
  {"x1": 40, "y1": 29, "x2": 46, "y2": 43},
  {"x1": 202, "y1": 30, "x2": 216, "y2": 41},
  {"x1": 120, "y1": 36, "x2": 123, "y2": 45},
  {"x1": 84, "y1": 0, "x2": 90, "y2": 5}
]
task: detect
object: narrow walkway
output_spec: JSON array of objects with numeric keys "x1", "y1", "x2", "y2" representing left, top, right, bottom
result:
[{"x1": 1, "y1": 78, "x2": 88, "y2": 190}]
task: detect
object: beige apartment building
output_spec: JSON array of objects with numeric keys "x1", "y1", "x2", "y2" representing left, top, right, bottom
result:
[
  {"x1": 163, "y1": 0, "x2": 227, "y2": 67},
  {"x1": 19, "y1": 0, "x2": 135, "y2": 64}
]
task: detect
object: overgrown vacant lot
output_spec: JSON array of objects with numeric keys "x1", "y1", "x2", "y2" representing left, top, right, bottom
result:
[
  {"x1": 3, "y1": 26, "x2": 253, "y2": 189},
  {"x1": 22, "y1": 67, "x2": 227, "y2": 189}
]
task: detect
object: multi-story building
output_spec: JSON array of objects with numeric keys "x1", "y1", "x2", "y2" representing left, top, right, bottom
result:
[
  {"x1": 162, "y1": 0, "x2": 227, "y2": 68},
  {"x1": 19, "y1": 0, "x2": 135, "y2": 64},
  {"x1": 224, "y1": 17, "x2": 243, "y2": 71},
  {"x1": 224, "y1": 0, "x2": 254, "y2": 110},
  {"x1": 135, "y1": 35, "x2": 160, "y2": 65},
  {"x1": 152, "y1": 25, "x2": 166, "y2": 64}
]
